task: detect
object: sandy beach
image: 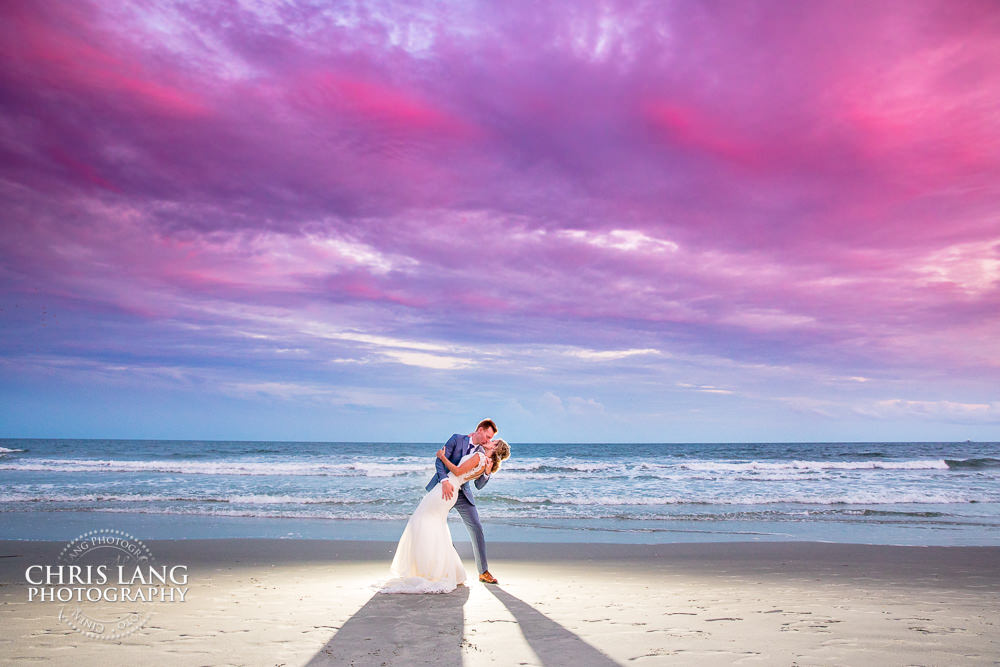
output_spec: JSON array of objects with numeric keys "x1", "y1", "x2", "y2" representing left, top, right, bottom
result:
[{"x1": 0, "y1": 539, "x2": 997, "y2": 665}]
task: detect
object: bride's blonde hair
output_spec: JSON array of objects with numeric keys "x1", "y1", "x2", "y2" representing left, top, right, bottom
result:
[{"x1": 487, "y1": 439, "x2": 511, "y2": 474}]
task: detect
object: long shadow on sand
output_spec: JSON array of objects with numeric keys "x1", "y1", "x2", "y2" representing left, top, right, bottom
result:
[
  {"x1": 306, "y1": 586, "x2": 470, "y2": 666},
  {"x1": 486, "y1": 586, "x2": 619, "y2": 666}
]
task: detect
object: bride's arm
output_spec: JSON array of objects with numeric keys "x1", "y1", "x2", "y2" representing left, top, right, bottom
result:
[
  {"x1": 436, "y1": 448, "x2": 461, "y2": 474},
  {"x1": 436, "y1": 449, "x2": 486, "y2": 477}
]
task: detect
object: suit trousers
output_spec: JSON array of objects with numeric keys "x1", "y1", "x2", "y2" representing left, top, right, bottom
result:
[{"x1": 452, "y1": 490, "x2": 488, "y2": 574}]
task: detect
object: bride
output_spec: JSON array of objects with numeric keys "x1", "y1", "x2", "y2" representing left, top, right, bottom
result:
[{"x1": 381, "y1": 438, "x2": 511, "y2": 594}]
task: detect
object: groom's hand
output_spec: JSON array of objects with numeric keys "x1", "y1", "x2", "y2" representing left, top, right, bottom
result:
[{"x1": 441, "y1": 479, "x2": 454, "y2": 500}]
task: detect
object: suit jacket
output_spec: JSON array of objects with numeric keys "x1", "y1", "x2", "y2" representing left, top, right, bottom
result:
[{"x1": 425, "y1": 433, "x2": 490, "y2": 505}]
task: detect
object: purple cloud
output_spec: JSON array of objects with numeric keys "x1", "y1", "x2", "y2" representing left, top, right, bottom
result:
[{"x1": 2, "y1": 0, "x2": 998, "y2": 439}]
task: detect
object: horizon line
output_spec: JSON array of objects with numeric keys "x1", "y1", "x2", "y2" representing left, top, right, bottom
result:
[{"x1": 0, "y1": 436, "x2": 990, "y2": 445}]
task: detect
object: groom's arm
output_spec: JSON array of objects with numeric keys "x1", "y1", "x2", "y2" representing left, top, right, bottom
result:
[
  {"x1": 435, "y1": 434, "x2": 460, "y2": 485},
  {"x1": 474, "y1": 470, "x2": 490, "y2": 490}
]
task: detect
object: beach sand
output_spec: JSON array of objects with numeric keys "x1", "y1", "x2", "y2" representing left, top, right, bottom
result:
[{"x1": 0, "y1": 539, "x2": 997, "y2": 665}]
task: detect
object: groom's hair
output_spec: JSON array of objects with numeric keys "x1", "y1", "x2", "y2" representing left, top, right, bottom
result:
[{"x1": 477, "y1": 418, "x2": 498, "y2": 434}]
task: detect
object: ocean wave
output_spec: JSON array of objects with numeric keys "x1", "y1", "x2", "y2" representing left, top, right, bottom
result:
[
  {"x1": 0, "y1": 492, "x2": 379, "y2": 505},
  {"x1": 485, "y1": 492, "x2": 989, "y2": 506},
  {"x1": 499, "y1": 470, "x2": 869, "y2": 483},
  {"x1": 498, "y1": 458, "x2": 959, "y2": 475},
  {"x1": 945, "y1": 457, "x2": 1000, "y2": 470},
  {"x1": 678, "y1": 459, "x2": 951, "y2": 472},
  {"x1": 501, "y1": 471, "x2": 689, "y2": 482},
  {"x1": 88, "y1": 507, "x2": 410, "y2": 521},
  {"x1": 0, "y1": 458, "x2": 432, "y2": 477},
  {"x1": 840, "y1": 509, "x2": 947, "y2": 518},
  {"x1": 0, "y1": 447, "x2": 27, "y2": 454},
  {"x1": 4, "y1": 454, "x2": 982, "y2": 478},
  {"x1": 504, "y1": 461, "x2": 617, "y2": 473}
]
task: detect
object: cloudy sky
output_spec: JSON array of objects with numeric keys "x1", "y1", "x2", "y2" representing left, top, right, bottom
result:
[{"x1": 1, "y1": 0, "x2": 998, "y2": 442}]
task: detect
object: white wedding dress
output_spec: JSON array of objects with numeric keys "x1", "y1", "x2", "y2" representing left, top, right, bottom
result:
[{"x1": 380, "y1": 451, "x2": 487, "y2": 594}]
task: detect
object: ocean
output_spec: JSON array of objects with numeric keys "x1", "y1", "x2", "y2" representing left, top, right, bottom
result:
[{"x1": 1, "y1": 439, "x2": 998, "y2": 546}]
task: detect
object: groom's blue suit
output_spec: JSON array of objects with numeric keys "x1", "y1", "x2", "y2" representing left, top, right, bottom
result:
[{"x1": 426, "y1": 433, "x2": 490, "y2": 574}]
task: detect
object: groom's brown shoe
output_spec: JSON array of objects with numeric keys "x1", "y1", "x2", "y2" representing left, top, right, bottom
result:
[{"x1": 478, "y1": 571, "x2": 498, "y2": 584}]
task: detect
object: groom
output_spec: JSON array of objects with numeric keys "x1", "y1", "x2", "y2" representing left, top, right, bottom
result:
[{"x1": 427, "y1": 418, "x2": 500, "y2": 584}]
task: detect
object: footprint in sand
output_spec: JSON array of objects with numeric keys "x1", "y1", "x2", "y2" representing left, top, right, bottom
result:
[
  {"x1": 648, "y1": 628, "x2": 707, "y2": 638},
  {"x1": 780, "y1": 618, "x2": 840, "y2": 633},
  {"x1": 908, "y1": 625, "x2": 966, "y2": 635}
]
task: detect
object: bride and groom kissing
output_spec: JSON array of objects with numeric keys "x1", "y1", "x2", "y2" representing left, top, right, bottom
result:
[{"x1": 381, "y1": 419, "x2": 511, "y2": 594}]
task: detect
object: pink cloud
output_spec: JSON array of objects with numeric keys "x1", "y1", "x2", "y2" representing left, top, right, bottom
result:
[
  {"x1": 1, "y1": 0, "x2": 998, "y2": 400},
  {"x1": 46, "y1": 146, "x2": 120, "y2": 192},
  {"x1": 640, "y1": 101, "x2": 762, "y2": 169},
  {"x1": 293, "y1": 70, "x2": 481, "y2": 139},
  {"x1": 1, "y1": 0, "x2": 209, "y2": 118}
]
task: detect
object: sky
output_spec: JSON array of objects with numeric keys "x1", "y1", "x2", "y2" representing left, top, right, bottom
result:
[{"x1": 1, "y1": 0, "x2": 998, "y2": 443}]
